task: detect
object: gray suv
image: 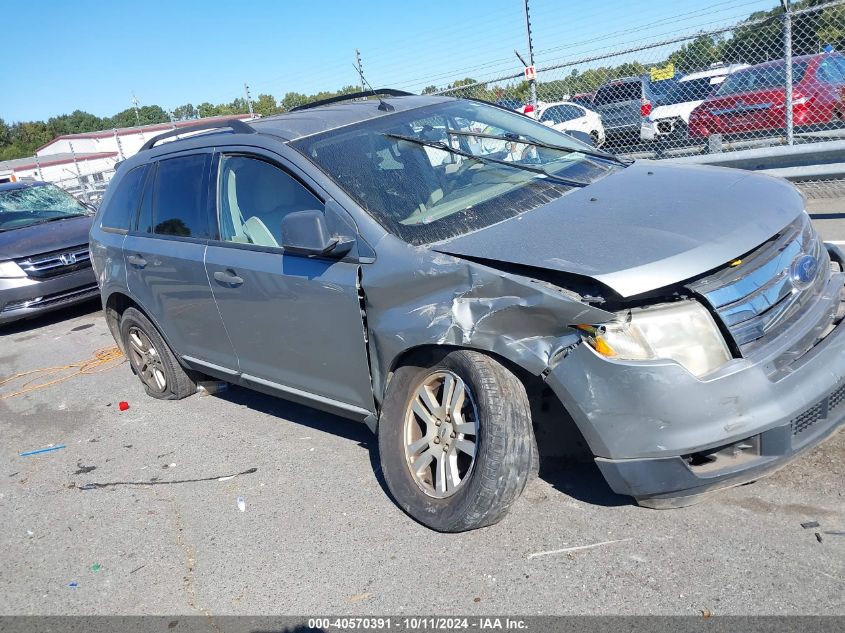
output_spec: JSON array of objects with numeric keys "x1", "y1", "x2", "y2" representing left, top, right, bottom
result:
[{"x1": 90, "y1": 92, "x2": 845, "y2": 532}]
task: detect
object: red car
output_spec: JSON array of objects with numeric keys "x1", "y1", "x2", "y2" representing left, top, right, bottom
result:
[{"x1": 688, "y1": 52, "x2": 845, "y2": 138}]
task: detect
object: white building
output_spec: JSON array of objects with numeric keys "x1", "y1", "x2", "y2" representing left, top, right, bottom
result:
[
  {"x1": 0, "y1": 114, "x2": 256, "y2": 201},
  {"x1": 35, "y1": 113, "x2": 255, "y2": 160}
]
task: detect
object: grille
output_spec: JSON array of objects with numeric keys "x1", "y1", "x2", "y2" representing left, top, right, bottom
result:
[
  {"x1": 16, "y1": 245, "x2": 91, "y2": 279},
  {"x1": 792, "y1": 403, "x2": 824, "y2": 436},
  {"x1": 688, "y1": 215, "x2": 832, "y2": 355},
  {"x1": 791, "y1": 382, "x2": 845, "y2": 437}
]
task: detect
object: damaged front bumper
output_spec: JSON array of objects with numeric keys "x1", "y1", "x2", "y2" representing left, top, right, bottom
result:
[{"x1": 544, "y1": 248, "x2": 845, "y2": 507}]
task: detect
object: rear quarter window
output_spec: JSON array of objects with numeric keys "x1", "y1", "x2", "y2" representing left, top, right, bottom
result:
[
  {"x1": 100, "y1": 165, "x2": 147, "y2": 231},
  {"x1": 594, "y1": 82, "x2": 642, "y2": 105},
  {"x1": 151, "y1": 154, "x2": 211, "y2": 239}
]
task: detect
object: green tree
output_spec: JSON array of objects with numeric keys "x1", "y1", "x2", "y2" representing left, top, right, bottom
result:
[{"x1": 252, "y1": 94, "x2": 279, "y2": 116}]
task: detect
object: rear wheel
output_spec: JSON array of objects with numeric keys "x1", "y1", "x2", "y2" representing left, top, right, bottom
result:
[
  {"x1": 378, "y1": 350, "x2": 534, "y2": 532},
  {"x1": 119, "y1": 307, "x2": 196, "y2": 400}
]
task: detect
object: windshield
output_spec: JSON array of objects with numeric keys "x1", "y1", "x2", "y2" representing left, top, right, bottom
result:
[
  {"x1": 293, "y1": 100, "x2": 622, "y2": 245},
  {"x1": 0, "y1": 184, "x2": 89, "y2": 231},
  {"x1": 716, "y1": 62, "x2": 809, "y2": 96},
  {"x1": 659, "y1": 77, "x2": 719, "y2": 105}
]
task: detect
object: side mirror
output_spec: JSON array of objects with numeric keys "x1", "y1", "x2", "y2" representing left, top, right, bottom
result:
[
  {"x1": 563, "y1": 130, "x2": 595, "y2": 147},
  {"x1": 281, "y1": 209, "x2": 354, "y2": 258}
]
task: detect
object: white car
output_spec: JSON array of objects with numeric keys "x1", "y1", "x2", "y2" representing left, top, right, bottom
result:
[
  {"x1": 641, "y1": 63, "x2": 749, "y2": 142},
  {"x1": 537, "y1": 101, "x2": 606, "y2": 146}
]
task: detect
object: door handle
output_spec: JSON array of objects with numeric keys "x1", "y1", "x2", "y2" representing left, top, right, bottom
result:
[
  {"x1": 126, "y1": 254, "x2": 147, "y2": 268},
  {"x1": 213, "y1": 270, "x2": 244, "y2": 287}
]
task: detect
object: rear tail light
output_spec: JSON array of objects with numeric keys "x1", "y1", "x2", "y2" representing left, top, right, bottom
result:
[
  {"x1": 523, "y1": 104, "x2": 535, "y2": 114},
  {"x1": 640, "y1": 99, "x2": 652, "y2": 117}
]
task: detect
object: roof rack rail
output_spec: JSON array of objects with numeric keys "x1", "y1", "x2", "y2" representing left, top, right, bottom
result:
[
  {"x1": 289, "y1": 89, "x2": 414, "y2": 112},
  {"x1": 139, "y1": 118, "x2": 255, "y2": 152}
]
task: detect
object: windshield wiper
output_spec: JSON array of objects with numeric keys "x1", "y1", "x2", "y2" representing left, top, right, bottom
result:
[
  {"x1": 384, "y1": 133, "x2": 590, "y2": 188},
  {"x1": 29, "y1": 216, "x2": 79, "y2": 227},
  {"x1": 444, "y1": 129, "x2": 632, "y2": 166}
]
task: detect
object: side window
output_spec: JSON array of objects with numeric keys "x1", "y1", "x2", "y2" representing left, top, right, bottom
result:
[
  {"x1": 100, "y1": 165, "x2": 147, "y2": 231},
  {"x1": 151, "y1": 154, "x2": 211, "y2": 239},
  {"x1": 540, "y1": 106, "x2": 563, "y2": 123},
  {"x1": 218, "y1": 155, "x2": 321, "y2": 248},
  {"x1": 819, "y1": 58, "x2": 845, "y2": 84}
]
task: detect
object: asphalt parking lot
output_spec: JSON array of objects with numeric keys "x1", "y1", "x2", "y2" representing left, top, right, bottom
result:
[{"x1": 1, "y1": 207, "x2": 844, "y2": 617}]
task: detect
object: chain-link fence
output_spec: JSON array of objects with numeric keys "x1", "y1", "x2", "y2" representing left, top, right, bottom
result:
[{"x1": 435, "y1": 0, "x2": 845, "y2": 165}]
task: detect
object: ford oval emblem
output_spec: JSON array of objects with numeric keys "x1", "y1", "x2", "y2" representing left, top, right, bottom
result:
[{"x1": 790, "y1": 254, "x2": 819, "y2": 289}]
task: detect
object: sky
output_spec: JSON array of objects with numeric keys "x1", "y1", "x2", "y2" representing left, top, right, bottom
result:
[{"x1": 1, "y1": 0, "x2": 780, "y2": 123}]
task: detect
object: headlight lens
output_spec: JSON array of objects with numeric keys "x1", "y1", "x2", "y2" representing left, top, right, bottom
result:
[
  {"x1": 578, "y1": 300, "x2": 732, "y2": 378},
  {"x1": 0, "y1": 260, "x2": 26, "y2": 279}
]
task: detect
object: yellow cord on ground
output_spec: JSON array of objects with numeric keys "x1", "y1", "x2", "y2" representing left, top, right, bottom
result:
[{"x1": 0, "y1": 346, "x2": 125, "y2": 400}]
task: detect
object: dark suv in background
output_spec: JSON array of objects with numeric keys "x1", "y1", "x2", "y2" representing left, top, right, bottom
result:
[
  {"x1": 592, "y1": 75, "x2": 676, "y2": 141},
  {"x1": 0, "y1": 181, "x2": 97, "y2": 324},
  {"x1": 89, "y1": 92, "x2": 845, "y2": 532}
]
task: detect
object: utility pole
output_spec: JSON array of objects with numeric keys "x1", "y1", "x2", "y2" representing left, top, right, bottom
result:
[
  {"x1": 355, "y1": 49, "x2": 365, "y2": 93},
  {"x1": 524, "y1": 0, "x2": 537, "y2": 117},
  {"x1": 781, "y1": 0, "x2": 793, "y2": 145},
  {"x1": 131, "y1": 93, "x2": 141, "y2": 127},
  {"x1": 244, "y1": 83, "x2": 255, "y2": 118}
]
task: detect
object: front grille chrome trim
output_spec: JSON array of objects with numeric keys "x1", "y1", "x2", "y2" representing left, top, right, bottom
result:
[
  {"x1": 16, "y1": 245, "x2": 91, "y2": 279},
  {"x1": 689, "y1": 214, "x2": 835, "y2": 355}
]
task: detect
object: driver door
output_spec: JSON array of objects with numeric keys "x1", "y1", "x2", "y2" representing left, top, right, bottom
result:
[{"x1": 204, "y1": 150, "x2": 375, "y2": 417}]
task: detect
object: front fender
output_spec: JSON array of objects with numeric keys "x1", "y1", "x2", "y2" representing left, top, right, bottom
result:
[{"x1": 360, "y1": 237, "x2": 613, "y2": 402}]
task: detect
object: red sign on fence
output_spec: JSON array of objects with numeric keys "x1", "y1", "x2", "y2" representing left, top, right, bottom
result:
[{"x1": 524, "y1": 65, "x2": 536, "y2": 81}]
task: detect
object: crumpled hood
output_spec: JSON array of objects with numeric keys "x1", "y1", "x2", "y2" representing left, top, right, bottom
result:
[
  {"x1": 0, "y1": 215, "x2": 93, "y2": 260},
  {"x1": 433, "y1": 161, "x2": 804, "y2": 298}
]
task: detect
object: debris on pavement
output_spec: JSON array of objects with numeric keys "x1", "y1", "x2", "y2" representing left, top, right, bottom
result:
[
  {"x1": 118, "y1": 401, "x2": 129, "y2": 411},
  {"x1": 527, "y1": 538, "x2": 634, "y2": 559},
  {"x1": 19, "y1": 444, "x2": 66, "y2": 457},
  {"x1": 73, "y1": 462, "x2": 96, "y2": 475},
  {"x1": 237, "y1": 496, "x2": 246, "y2": 512},
  {"x1": 816, "y1": 532, "x2": 824, "y2": 543},
  {"x1": 129, "y1": 564, "x2": 146, "y2": 574},
  {"x1": 90, "y1": 563, "x2": 101, "y2": 572},
  {"x1": 75, "y1": 467, "x2": 258, "y2": 490},
  {"x1": 67, "y1": 582, "x2": 78, "y2": 588},
  {"x1": 823, "y1": 531, "x2": 845, "y2": 536},
  {"x1": 217, "y1": 475, "x2": 235, "y2": 482},
  {"x1": 348, "y1": 592, "x2": 372, "y2": 603},
  {"x1": 801, "y1": 521, "x2": 821, "y2": 529}
]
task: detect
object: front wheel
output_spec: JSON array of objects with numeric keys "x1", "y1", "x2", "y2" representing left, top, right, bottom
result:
[{"x1": 378, "y1": 350, "x2": 534, "y2": 532}]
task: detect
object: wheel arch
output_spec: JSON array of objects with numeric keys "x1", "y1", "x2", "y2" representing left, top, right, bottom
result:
[{"x1": 103, "y1": 291, "x2": 178, "y2": 361}]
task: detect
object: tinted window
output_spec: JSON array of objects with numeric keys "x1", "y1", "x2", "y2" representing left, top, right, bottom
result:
[
  {"x1": 100, "y1": 166, "x2": 146, "y2": 230},
  {"x1": 152, "y1": 154, "x2": 211, "y2": 238},
  {"x1": 217, "y1": 155, "x2": 321, "y2": 248},
  {"x1": 817, "y1": 57, "x2": 845, "y2": 83},
  {"x1": 716, "y1": 62, "x2": 809, "y2": 96},
  {"x1": 659, "y1": 78, "x2": 718, "y2": 105},
  {"x1": 540, "y1": 105, "x2": 583, "y2": 124},
  {"x1": 594, "y1": 81, "x2": 642, "y2": 105}
]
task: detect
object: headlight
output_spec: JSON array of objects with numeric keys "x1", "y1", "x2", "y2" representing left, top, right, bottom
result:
[
  {"x1": 0, "y1": 260, "x2": 26, "y2": 279},
  {"x1": 578, "y1": 300, "x2": 732, "y2": 378}
]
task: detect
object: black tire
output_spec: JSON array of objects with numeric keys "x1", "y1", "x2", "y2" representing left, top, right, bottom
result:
[
  {"x1": 378, "y1": 350, "x2": 534, "y2": 532},
  {"x1": 119, "y1": 307, "x2": 196, "y2": 400}
]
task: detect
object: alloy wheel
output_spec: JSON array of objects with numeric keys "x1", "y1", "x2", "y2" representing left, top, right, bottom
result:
[
  {"x1": 127, "y1": 326, "x2": 167, "y2": 393},
  {"x1": 403, "y1": 370, "x2": 479, "y2": 498}
]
